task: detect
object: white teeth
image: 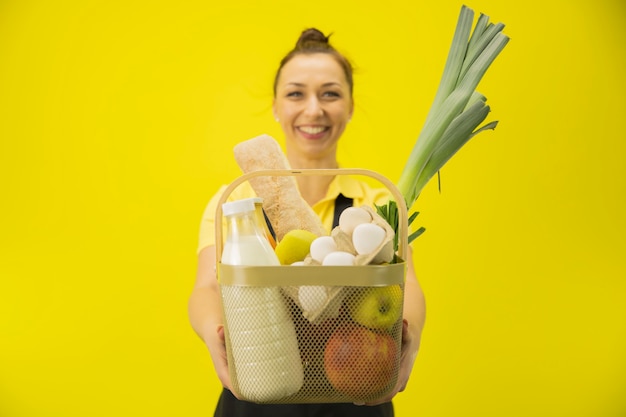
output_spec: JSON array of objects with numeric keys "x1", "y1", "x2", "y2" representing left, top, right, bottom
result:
[{"x1": 299, "y1": 126, "x2": 325, "y2": 134}]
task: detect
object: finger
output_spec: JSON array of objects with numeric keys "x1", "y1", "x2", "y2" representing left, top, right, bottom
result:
[{"x1": 402, "y1": 318, "x2": 409, "y2": 340}]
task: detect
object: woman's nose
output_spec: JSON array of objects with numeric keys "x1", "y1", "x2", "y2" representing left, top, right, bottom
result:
[{"x1": 304, "y1": 97, "x2": 323, "y2": 116}]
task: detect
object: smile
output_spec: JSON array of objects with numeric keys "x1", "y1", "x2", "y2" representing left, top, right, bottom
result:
[{"x1": 298, "y1": 126, "x2": 328, "y2": 135}]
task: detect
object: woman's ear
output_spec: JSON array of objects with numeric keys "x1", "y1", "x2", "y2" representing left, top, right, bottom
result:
[
  {"x1": 272, "y1": 100, "x2": 279, "y2": 122},
  {"x1": 348, "y1": 98, "x2": 354, "y2": 121}
]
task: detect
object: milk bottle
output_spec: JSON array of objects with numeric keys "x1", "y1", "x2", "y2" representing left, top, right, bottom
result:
[{"x1": 220, "y1": 198, "x2": 303, "y2": 402}]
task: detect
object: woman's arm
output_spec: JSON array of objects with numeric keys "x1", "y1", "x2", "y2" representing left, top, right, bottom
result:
[{"x1": 188, "y1": 246, "x2": 233, "y2": 392}]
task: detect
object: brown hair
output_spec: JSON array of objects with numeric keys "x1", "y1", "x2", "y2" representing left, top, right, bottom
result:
[{"x1": 273, "y1": 28, "x2": 354, "y2": 96}]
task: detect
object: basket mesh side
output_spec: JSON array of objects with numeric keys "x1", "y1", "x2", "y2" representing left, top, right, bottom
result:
[{"x1": 221, "y1": 284, "x2": 404, "y2": 404}]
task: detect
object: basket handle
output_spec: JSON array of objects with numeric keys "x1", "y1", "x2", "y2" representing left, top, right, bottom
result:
[{"x1": 215, "y1": 168, "x2": 409, "y2": 261}]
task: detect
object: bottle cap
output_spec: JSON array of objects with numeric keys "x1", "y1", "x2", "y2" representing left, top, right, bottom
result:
[{"x1": 222, "y1": 199, "x2": 256, "y2": 217}]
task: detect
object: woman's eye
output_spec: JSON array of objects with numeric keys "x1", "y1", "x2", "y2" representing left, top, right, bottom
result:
[
  {"x1": 322, "y1": 91, "x2": 341, "y2": 98},
  {"x1": 286, "y1": 91, "x2": 302, "y2": 98}
]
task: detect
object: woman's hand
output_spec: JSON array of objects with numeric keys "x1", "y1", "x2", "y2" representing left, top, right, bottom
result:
[
  {"x1": 358, "y1": 250, "x2": 426, "y2": 406},
  {"x1": 358, "y1": 318, "x2": 421, "y2": 406},
  {"x1": 208, "y1": 324, "x2": 233, "y2": 392},
  {"x1": 189, "y1": 246, "x2": 236, "y2": 395}
]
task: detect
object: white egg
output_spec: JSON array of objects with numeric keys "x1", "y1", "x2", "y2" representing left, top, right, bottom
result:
[
  {"x1": 310, "y1": 236, "x2": 337, "y2": 263},
  {"x1": 298, "y1": 286, "x2": 328, "y2": 312},
  {"x1": 352, "y1": 223, "x2": 386, "y2": 255},
  {"x1": 338, "y1": 207, "x2": 372, "y2": 235},
  {"x1": 322, "y1": 251, "x2": 356, "y2": 266},
  {"x1": 290, "y1": 261, "x2": 305, "y2": 266}
]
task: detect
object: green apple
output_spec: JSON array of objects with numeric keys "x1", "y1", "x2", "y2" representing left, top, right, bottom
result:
[
  {"x1": 274, "y1": 229, "x2": 318, "y2": 265},
  {"x1": 348, "y1": 285, "x2": 403, "y2": 330}
]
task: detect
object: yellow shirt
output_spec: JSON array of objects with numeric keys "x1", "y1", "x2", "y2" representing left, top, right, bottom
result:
[{"x1": 197, "y1": 175, "x2": 392, "y2": 253}]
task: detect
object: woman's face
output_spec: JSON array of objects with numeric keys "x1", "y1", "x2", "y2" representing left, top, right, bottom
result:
[{"x1": 273, "y1": 53, "x2": 353, "y2": 161}]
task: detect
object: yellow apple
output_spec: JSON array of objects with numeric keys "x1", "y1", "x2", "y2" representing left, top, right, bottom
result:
[
  {"x1": 274, "y1": 229, "x2": 318, "y2": 265},
  {"x1": 348, "y1": 285, "x2": 403, "y2": 330}
]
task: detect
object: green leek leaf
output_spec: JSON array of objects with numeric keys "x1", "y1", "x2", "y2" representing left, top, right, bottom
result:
[{"x1": 380, "y1": 5, "x2": 509, "y2": 250}]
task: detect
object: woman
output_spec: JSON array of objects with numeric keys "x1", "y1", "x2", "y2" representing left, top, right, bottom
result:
[{"x1": 188, "y1": 28, "x2": 426, "y2": 417}]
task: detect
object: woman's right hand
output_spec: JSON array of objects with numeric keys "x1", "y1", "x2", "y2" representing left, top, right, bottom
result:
[
  {"x1": 189, "y1": 246, "x2": 236, "y2": 395},
  {"x1": 211, "y1": 324, "x2": 233, "y2": 391}
]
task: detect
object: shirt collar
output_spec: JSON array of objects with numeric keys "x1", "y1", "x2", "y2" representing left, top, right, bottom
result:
[{"x1": 322, "y1": 174, "x2": 364, "y2": 202}]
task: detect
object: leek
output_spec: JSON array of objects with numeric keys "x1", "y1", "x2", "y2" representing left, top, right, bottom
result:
[{"x1": 377, "y1": 5, "x2": 509, "y2": 250}]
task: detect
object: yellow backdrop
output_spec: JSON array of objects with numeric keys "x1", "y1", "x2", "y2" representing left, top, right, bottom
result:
[{"x1": 1, "y1": 0, "x2": 624, "y2": 416}]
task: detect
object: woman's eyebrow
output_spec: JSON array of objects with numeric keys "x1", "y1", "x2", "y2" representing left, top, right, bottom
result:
[{"x1": 283, "y1": 82, "x2": 343, "y2": 88}]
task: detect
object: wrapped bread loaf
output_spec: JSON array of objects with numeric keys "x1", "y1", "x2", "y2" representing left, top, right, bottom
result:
[{"x1": 233, "y1": 135, "x2": 326, "y2": 241}]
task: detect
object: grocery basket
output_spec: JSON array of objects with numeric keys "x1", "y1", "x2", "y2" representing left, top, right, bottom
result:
[{"x1": 215, "y1": 168, "x2": 408, "y2": 404}]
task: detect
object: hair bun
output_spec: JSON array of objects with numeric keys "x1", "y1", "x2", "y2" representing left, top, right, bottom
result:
[
  {"x1": 273, "y1": 27, "x2": 353, "y2": 96},
  {"x1": 296, "y1": 28, "x2": 332, "y2": 51}
]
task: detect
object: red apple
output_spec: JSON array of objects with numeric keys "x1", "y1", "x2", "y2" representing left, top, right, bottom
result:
[{"x1": 323, "y1": 322, "x2": 399, "y2": 401}]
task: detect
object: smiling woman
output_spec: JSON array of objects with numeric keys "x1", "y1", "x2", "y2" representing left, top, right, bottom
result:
[{"x1": 188, "y1": 27, "x2": 426, "y2": 417}]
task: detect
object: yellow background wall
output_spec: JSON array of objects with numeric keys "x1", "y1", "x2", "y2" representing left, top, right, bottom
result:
[{"x1": 1, "y1": 0, "x2": 624, "y2": 416}]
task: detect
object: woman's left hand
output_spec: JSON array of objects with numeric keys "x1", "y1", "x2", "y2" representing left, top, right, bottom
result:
[
  {"x1": 357, "y1": 247, "x2": 426, "y2": 406},
  {"x1": 358, "y1": 318, "x2": 421, "y2": 406}
]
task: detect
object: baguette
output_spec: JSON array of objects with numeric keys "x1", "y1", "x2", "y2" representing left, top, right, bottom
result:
[{"x1": 233, "y1": 135, "x2": 326, "y2": 241}]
